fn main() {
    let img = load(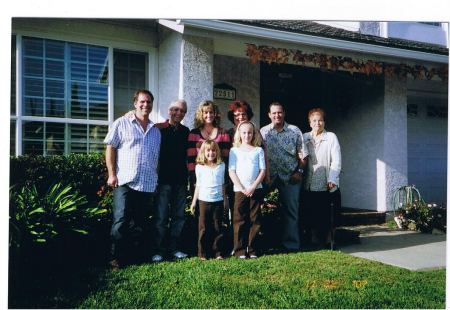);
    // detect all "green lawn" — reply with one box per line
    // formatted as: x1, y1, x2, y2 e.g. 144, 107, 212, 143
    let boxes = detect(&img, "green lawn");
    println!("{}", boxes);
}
11, 250, 445, 309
